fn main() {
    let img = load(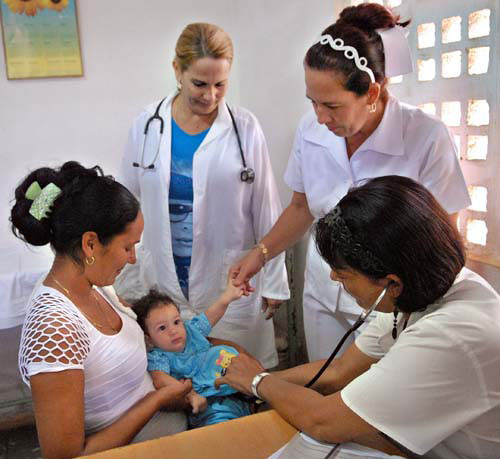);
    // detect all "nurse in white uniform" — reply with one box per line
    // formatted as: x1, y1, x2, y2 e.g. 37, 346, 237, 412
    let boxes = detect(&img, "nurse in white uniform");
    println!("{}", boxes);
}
232, 3, 470, 361
119, 23, 289, 369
